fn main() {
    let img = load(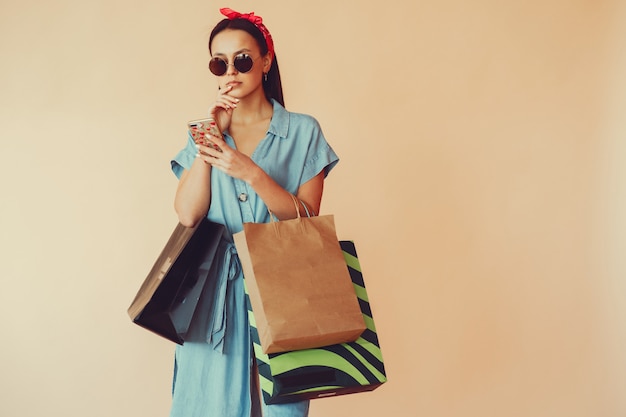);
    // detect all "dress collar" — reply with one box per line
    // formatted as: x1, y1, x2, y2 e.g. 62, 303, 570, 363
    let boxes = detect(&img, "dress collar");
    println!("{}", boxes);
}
267, 99, 289, 139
